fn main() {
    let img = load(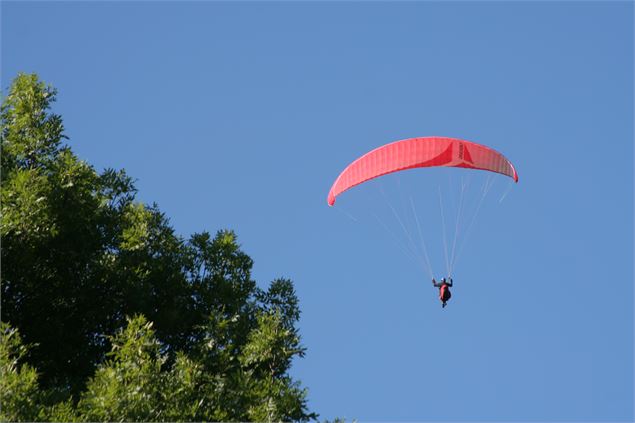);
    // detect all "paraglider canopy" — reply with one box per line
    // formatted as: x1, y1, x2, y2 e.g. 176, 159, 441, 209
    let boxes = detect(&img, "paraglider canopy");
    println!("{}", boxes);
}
327, 136, 518, 206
